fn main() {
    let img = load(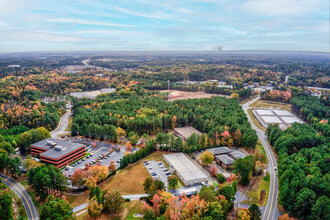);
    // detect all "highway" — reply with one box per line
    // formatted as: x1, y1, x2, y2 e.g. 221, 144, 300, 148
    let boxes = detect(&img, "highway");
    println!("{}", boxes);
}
0, 174, 39, 220
51, 110, 72, 138
241, 97, 278, 220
